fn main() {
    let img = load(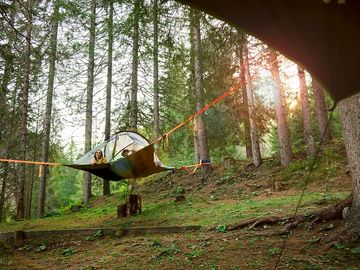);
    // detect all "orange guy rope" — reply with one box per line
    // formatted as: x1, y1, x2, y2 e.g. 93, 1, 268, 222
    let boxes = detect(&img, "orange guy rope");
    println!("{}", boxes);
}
0, 158, 61, 177
154, 82, 242, 144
